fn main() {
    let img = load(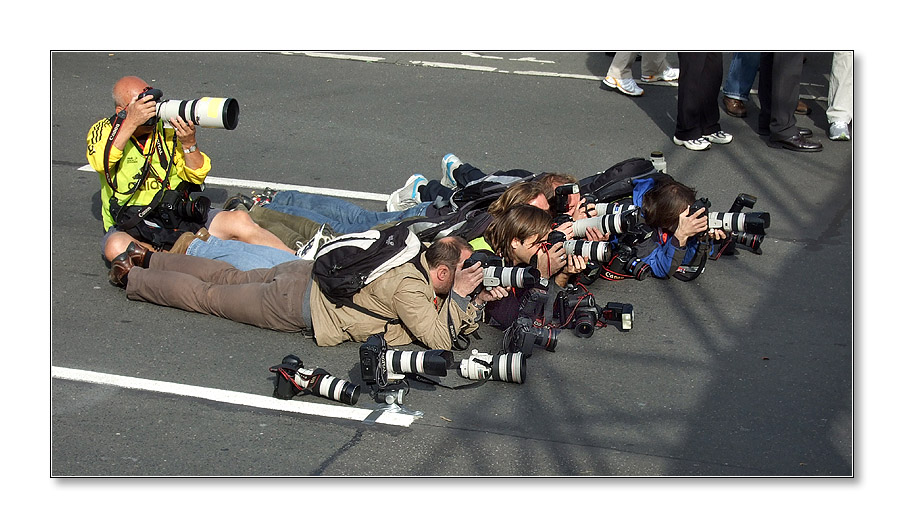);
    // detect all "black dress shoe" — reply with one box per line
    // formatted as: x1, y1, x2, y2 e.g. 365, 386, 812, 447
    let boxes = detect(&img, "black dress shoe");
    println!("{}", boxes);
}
109, 252, 134, 287
768, 134, 824, 152
223, 194, 255, 211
